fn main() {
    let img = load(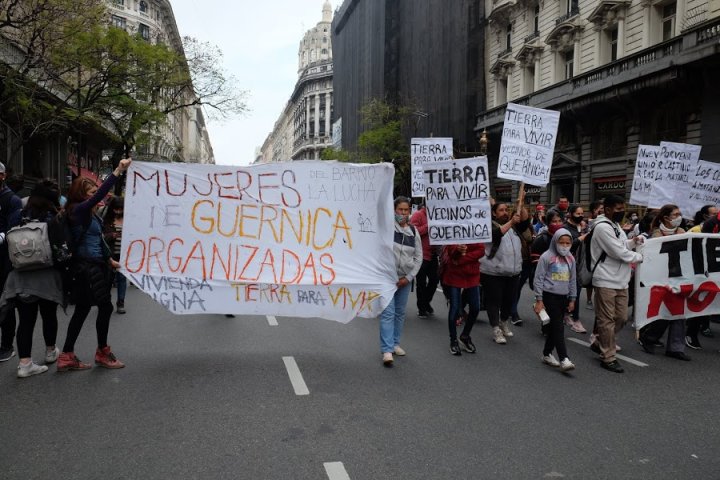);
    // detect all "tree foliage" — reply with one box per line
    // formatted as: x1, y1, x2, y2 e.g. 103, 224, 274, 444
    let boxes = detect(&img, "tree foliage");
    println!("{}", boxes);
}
0, 0, 247, 159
